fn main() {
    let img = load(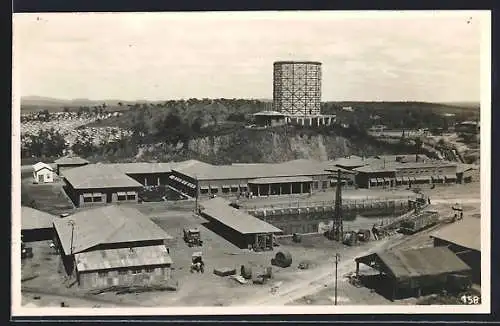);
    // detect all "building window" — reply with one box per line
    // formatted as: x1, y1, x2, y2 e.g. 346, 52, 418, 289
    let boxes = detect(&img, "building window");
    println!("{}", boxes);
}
322, 181, 328, 189
117, 195, 126, 201
222, 187, 230, 194
83, 197, 92, 203
131, 268, 142, 275
210, 188, 218, 194
127, 194, 136, 200
231, 187, 239, 193
118, 269, 127, 275
145, 267, 155, 273
98, 271, 108, 277
200, 188, 209, 194
93, 196, 102, 202
313, 182, 319, 189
